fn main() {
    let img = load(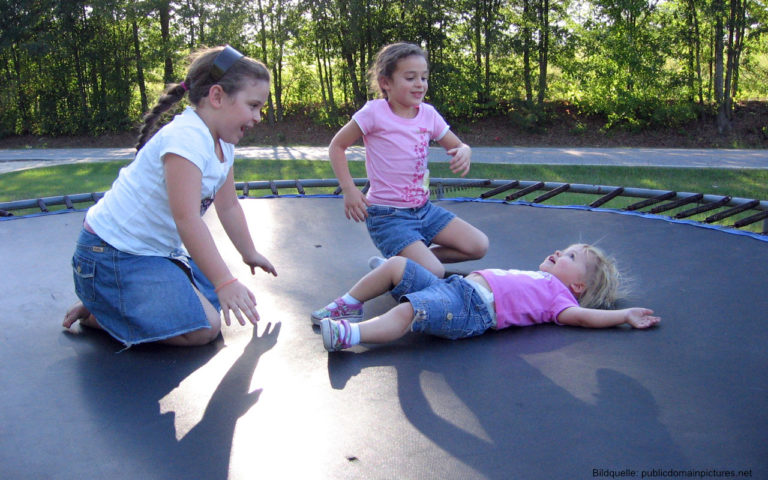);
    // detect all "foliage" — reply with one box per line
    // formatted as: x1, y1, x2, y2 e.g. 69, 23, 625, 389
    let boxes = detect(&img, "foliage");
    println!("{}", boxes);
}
0, 0, 766, 139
